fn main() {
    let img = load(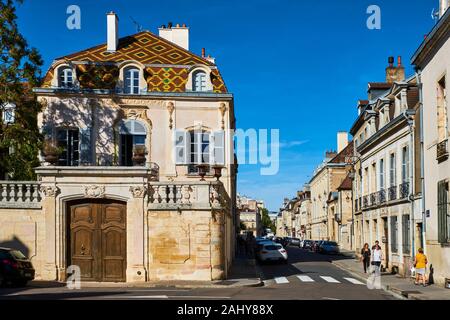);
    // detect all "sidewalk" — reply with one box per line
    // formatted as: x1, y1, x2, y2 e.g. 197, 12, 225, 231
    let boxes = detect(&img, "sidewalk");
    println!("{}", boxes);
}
26, 256, 263, 290
332, 256, 450, 300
